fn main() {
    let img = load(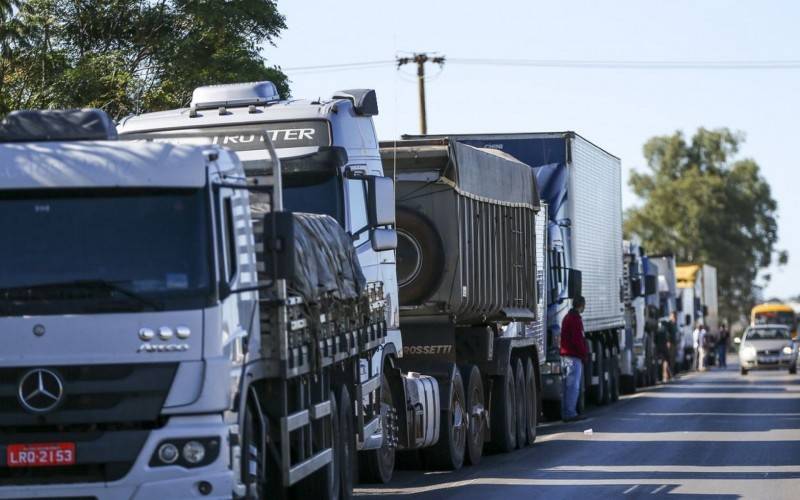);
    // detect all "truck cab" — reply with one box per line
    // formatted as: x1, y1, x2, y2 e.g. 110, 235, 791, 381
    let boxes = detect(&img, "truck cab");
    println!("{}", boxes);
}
0, 109, 258, 499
